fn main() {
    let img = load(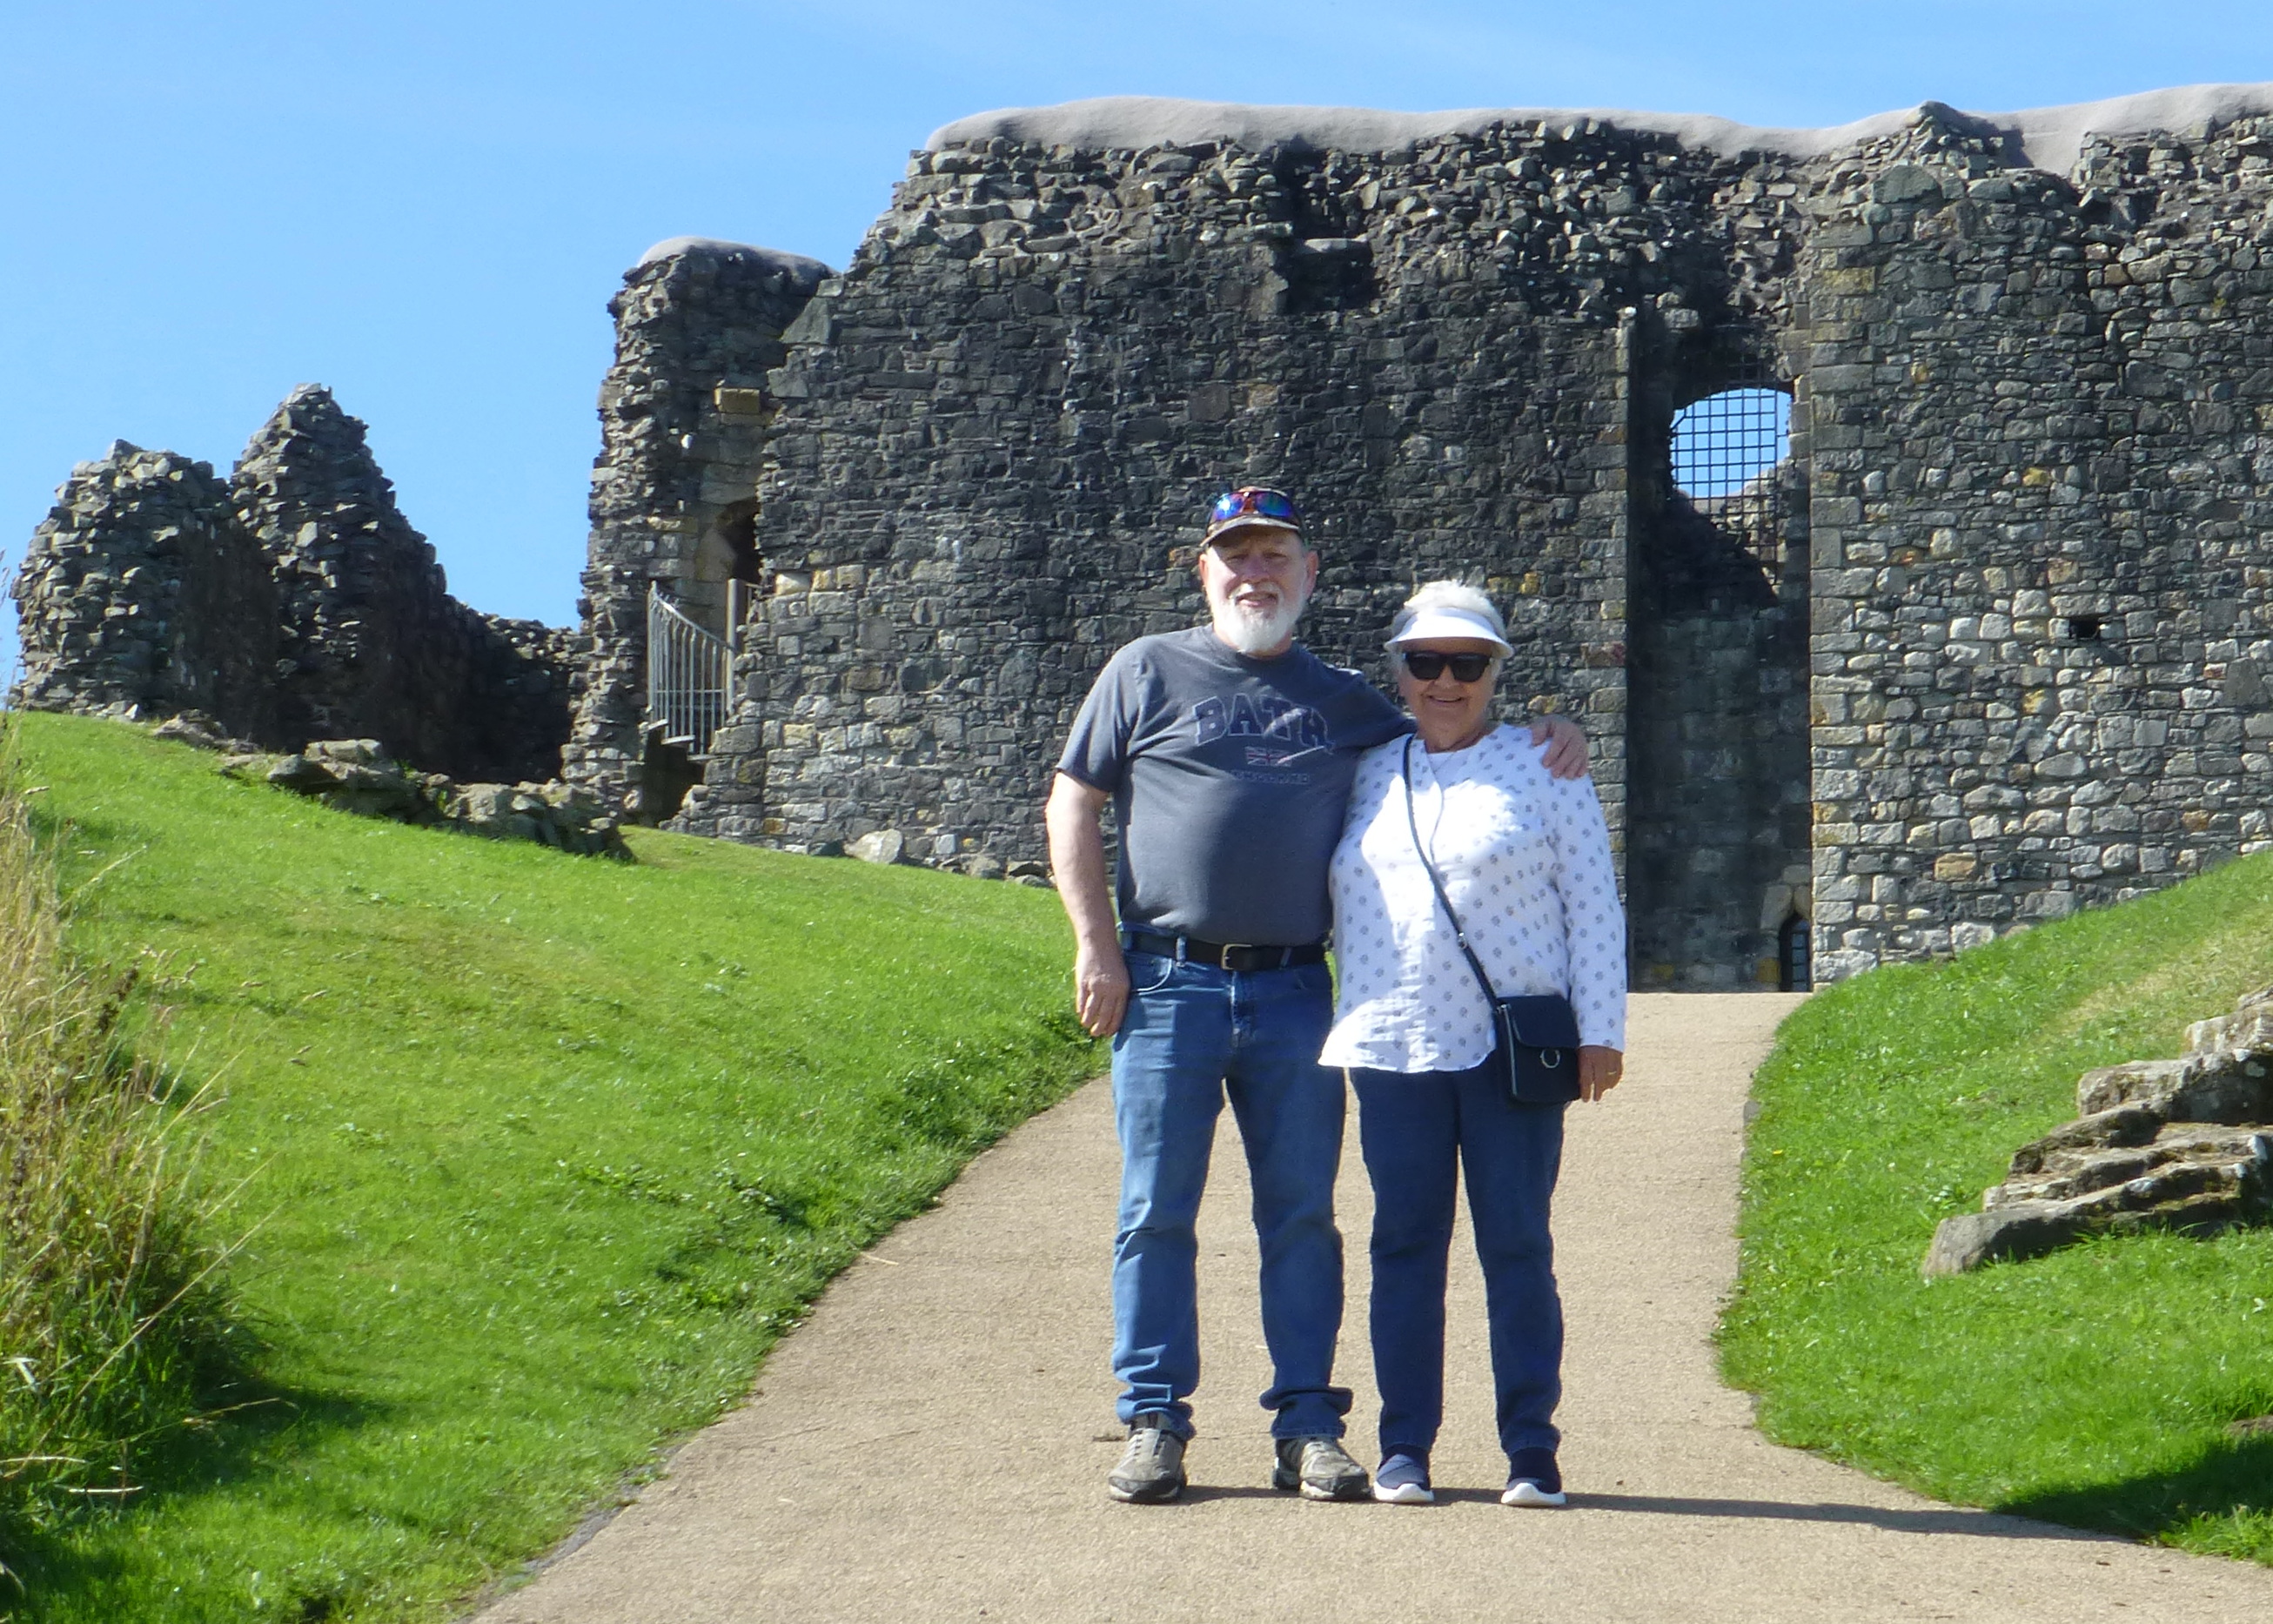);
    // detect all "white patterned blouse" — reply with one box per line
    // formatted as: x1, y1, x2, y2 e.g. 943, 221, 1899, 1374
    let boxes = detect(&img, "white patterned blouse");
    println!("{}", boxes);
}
1319, 723, 1627, 1073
